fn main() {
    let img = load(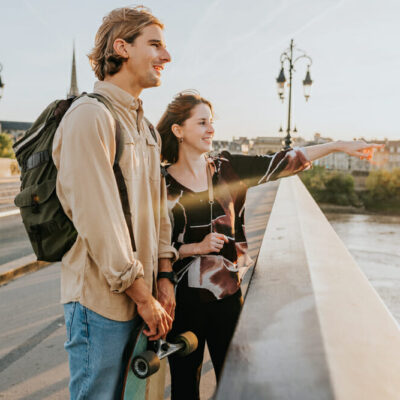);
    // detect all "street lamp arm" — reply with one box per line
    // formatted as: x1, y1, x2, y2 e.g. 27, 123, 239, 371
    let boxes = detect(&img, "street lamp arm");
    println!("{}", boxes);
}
293, 53, 312, 67
279, 52, 291, 65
